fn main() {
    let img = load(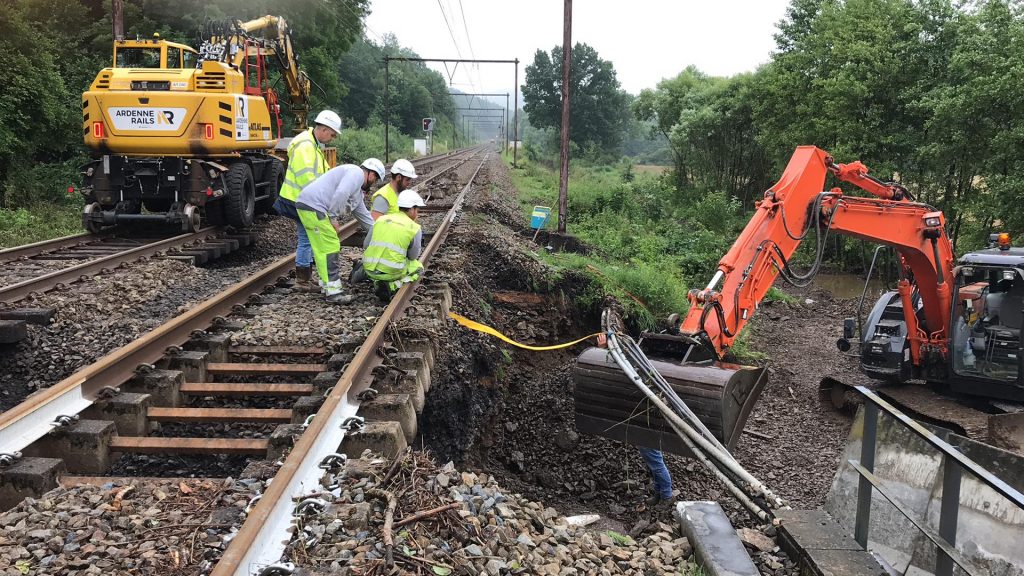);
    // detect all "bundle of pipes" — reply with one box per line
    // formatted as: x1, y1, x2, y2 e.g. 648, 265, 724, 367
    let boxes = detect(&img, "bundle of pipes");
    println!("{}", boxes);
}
599, 309, 788, 522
